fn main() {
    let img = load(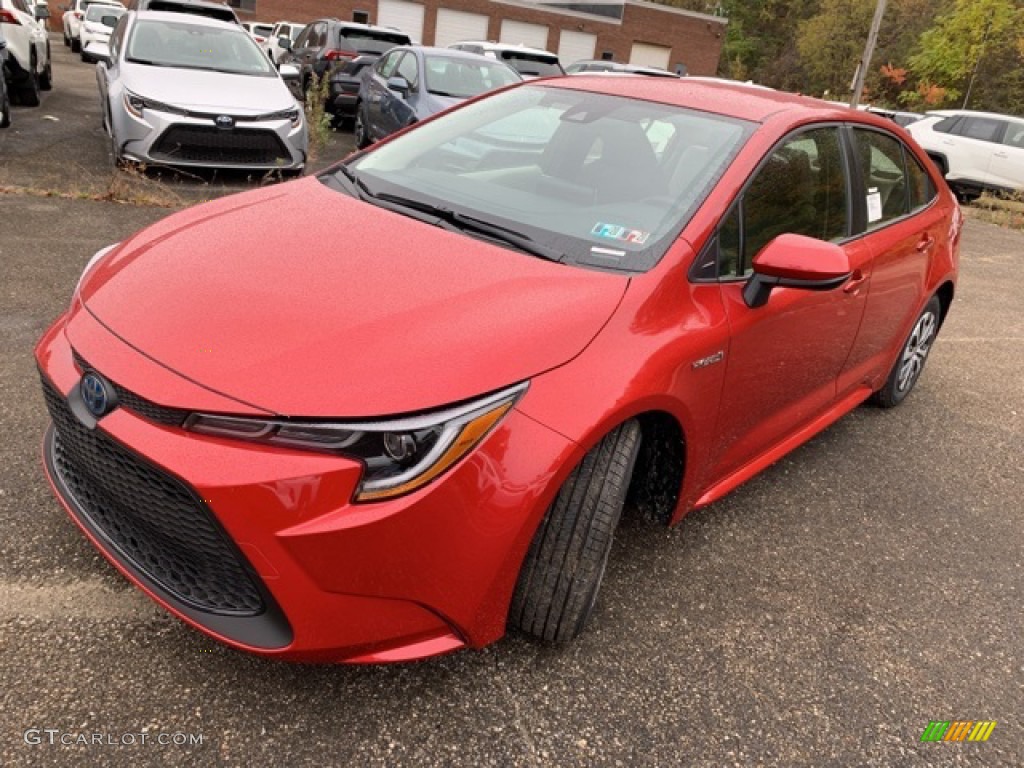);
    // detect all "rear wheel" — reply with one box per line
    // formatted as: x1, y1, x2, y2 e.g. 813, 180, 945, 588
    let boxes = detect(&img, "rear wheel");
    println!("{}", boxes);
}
510, 420, 641, 643
871, 295, 942, 408
40, 47, 53, 91
18, 55, 41, 107
71, 36, 81, 54
353, 104, 370, 149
